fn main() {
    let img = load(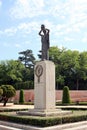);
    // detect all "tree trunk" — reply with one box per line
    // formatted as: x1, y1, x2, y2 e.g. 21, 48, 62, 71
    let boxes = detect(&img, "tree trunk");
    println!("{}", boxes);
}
3, 98, 8, 106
